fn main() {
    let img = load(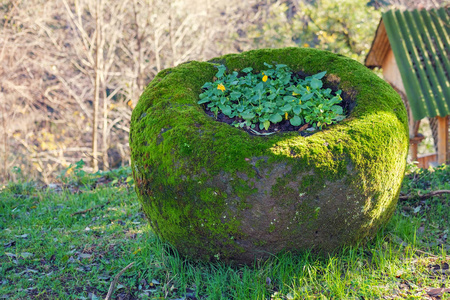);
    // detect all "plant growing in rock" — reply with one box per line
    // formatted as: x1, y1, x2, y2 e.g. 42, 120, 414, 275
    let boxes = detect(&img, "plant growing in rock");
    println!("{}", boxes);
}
130, 47, 409, 265
198, 63, 345, 130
